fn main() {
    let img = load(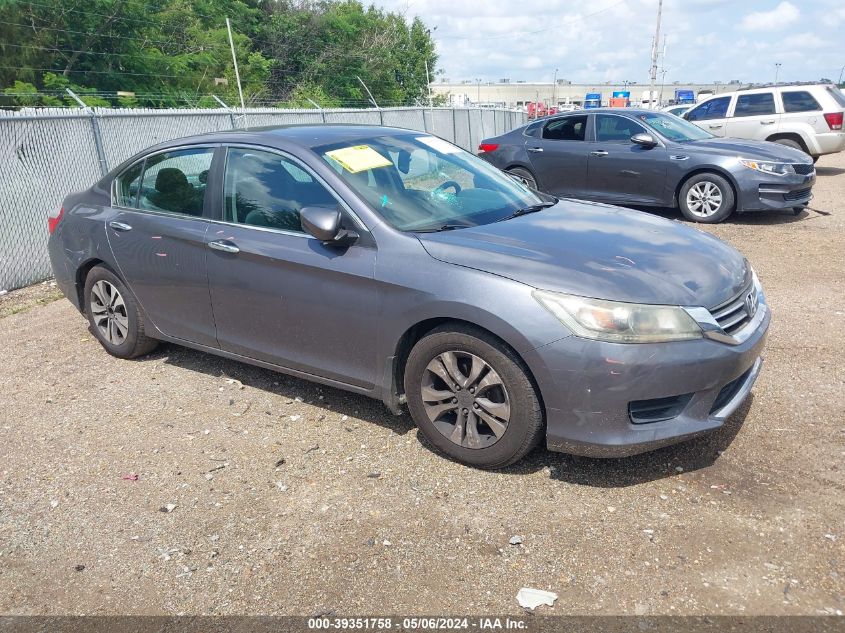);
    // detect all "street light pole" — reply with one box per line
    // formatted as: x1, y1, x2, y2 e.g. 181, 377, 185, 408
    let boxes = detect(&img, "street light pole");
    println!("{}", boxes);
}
552, 68, 558, 107
476, 78, 481, 105
774, 62, 782, 85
